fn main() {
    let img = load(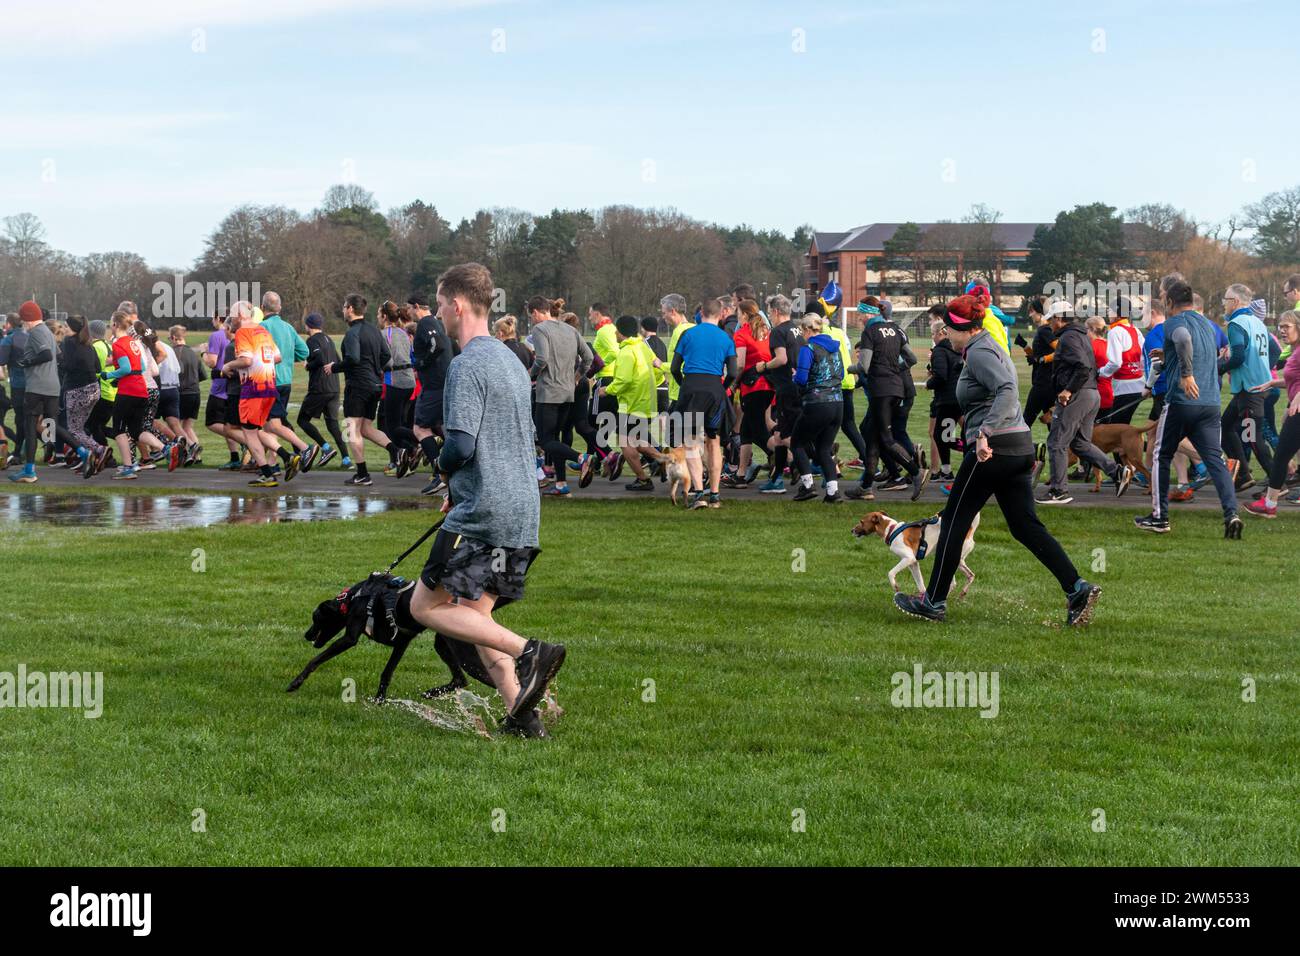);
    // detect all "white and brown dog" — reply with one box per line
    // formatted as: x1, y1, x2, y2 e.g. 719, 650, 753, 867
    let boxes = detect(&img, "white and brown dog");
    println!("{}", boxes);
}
851, 510, 979, 598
